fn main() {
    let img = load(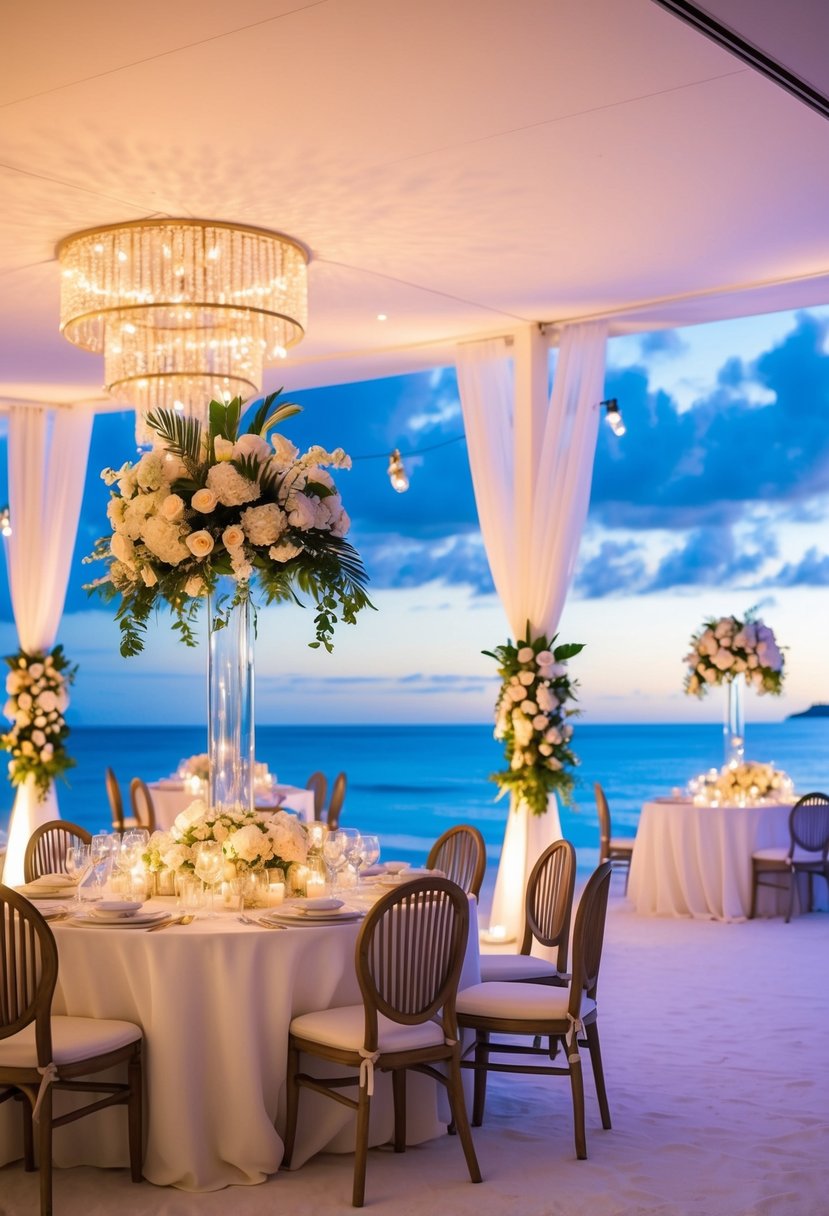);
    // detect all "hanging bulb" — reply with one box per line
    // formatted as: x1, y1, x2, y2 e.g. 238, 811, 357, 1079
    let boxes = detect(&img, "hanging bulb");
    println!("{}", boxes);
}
0, 507, 11, 538
603, 398, 626, 437
387, 449, 409, 493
